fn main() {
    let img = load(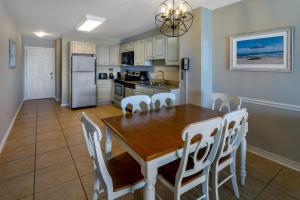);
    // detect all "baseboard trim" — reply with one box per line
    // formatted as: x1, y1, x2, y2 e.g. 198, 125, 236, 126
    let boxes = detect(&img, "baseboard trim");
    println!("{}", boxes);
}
241, 97, 300, 112
55, 98, 61, 102
0, 100, 24, 153
61, 103, 69, 107
248, 145, 300, 172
